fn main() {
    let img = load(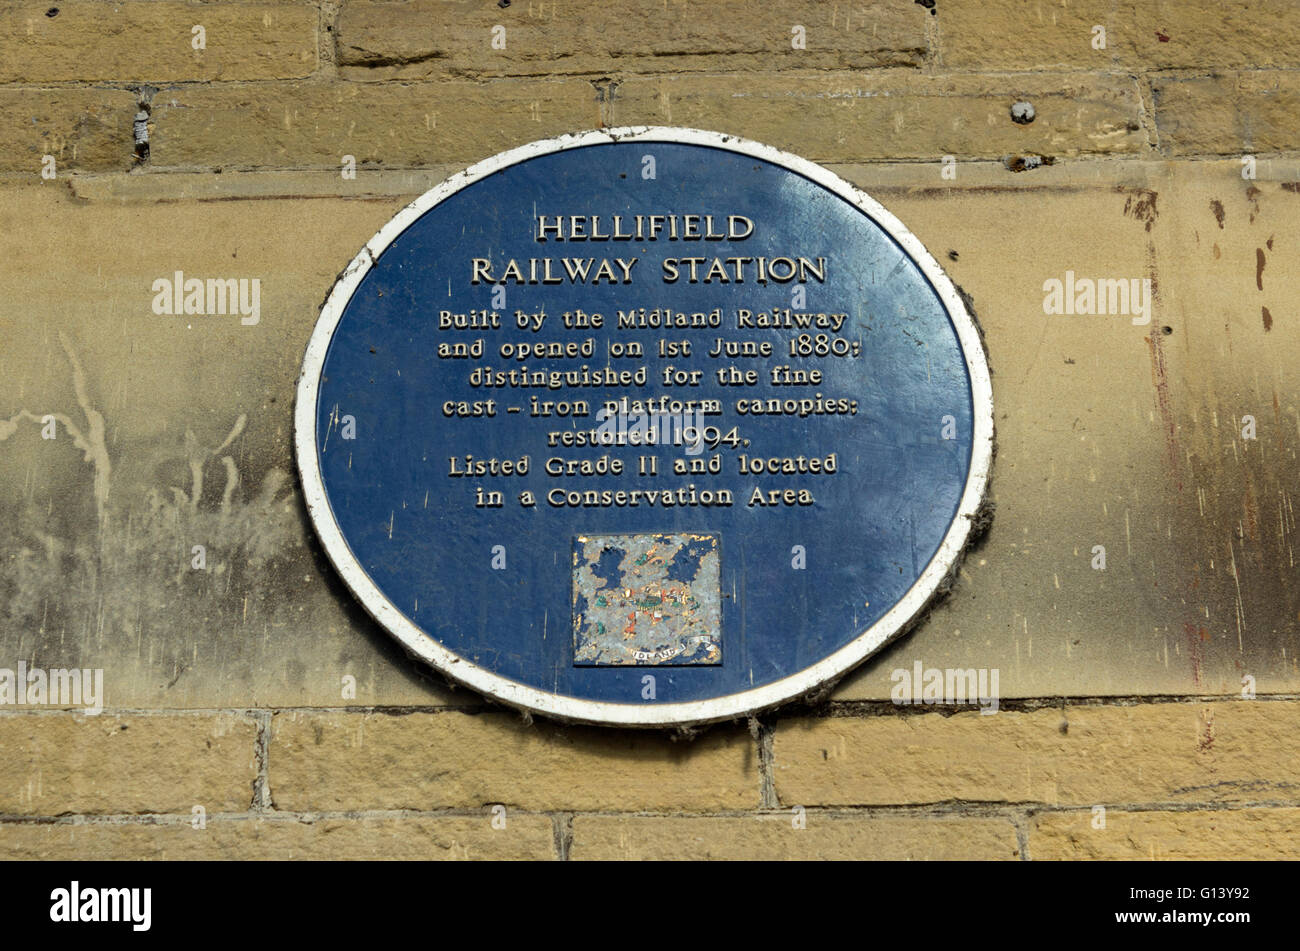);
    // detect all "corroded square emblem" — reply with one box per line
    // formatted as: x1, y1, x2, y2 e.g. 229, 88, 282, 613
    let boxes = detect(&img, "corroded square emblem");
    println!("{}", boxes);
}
572, 533, 721, 666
